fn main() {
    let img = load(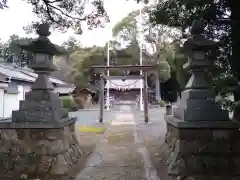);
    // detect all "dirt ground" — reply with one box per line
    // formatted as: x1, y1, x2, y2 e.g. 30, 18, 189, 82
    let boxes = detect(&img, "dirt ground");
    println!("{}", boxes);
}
147, 142, 174, 180
136, 119, 174, 180
74, 129, 174, 180
75, 130, 103, 154
65, 130, 105, 179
